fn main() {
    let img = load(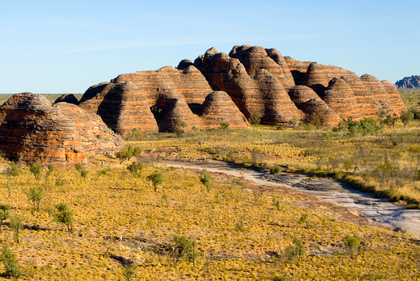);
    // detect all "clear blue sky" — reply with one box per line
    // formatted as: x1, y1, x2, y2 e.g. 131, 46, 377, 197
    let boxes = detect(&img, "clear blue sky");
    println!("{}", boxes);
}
1, 0, 419, 93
